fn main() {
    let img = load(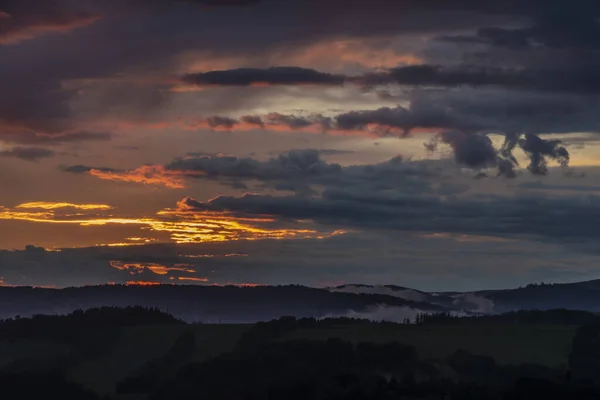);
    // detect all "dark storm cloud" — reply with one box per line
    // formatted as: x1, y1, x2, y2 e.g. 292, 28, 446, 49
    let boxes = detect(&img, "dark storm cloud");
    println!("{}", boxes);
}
183, 67, 344, 87
0, 146, 55, 161
333, 88, 600, 135
424, 130, 569, 179
362, 65, 600, 94
441, 10, 600, 50
180, 64, 600, 94
179, 188, 600, 242
424, 131, 515, 176
439, 132, 498, 169
519, 133, 570, 175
